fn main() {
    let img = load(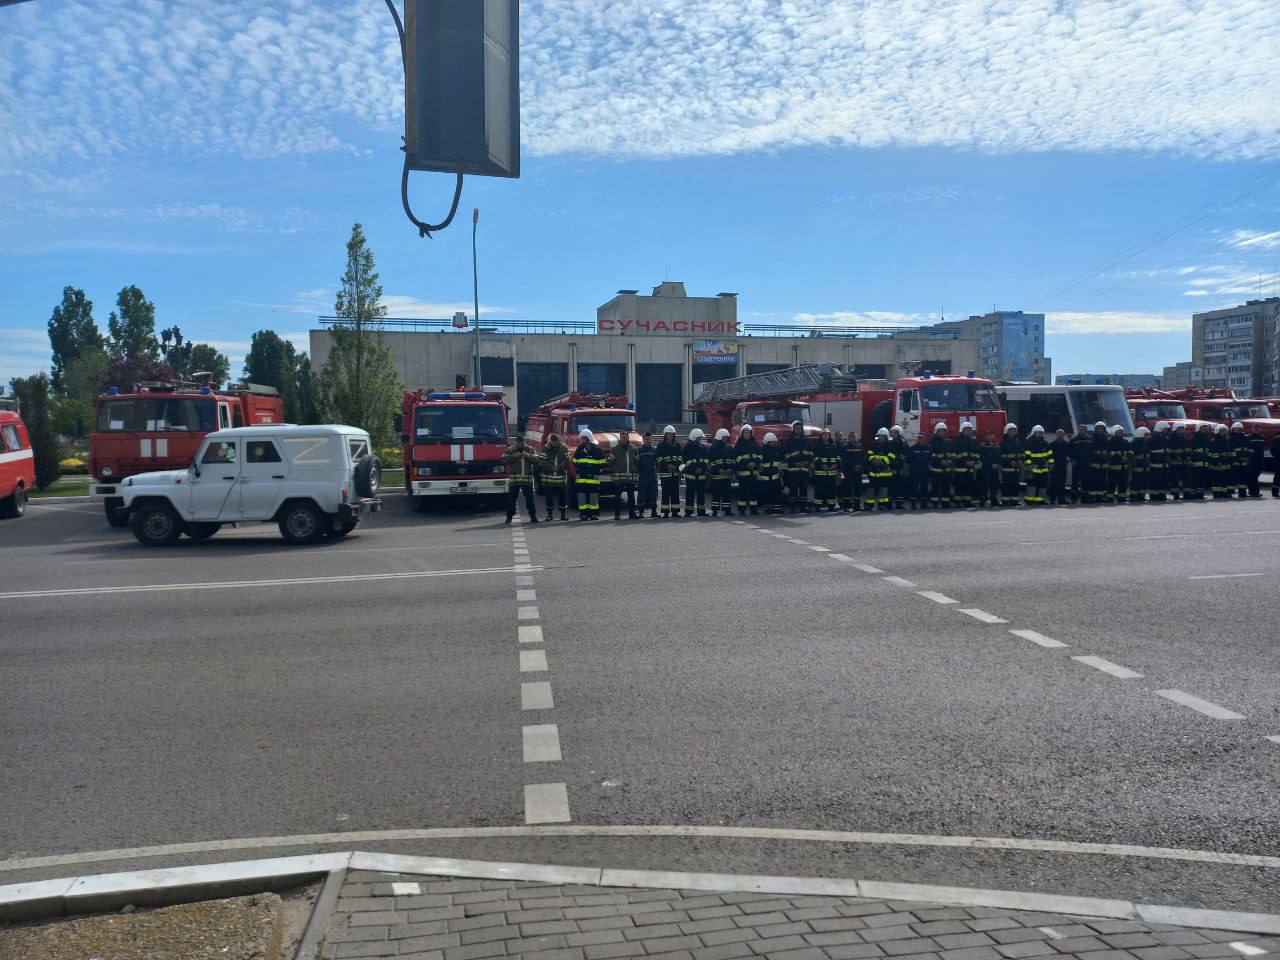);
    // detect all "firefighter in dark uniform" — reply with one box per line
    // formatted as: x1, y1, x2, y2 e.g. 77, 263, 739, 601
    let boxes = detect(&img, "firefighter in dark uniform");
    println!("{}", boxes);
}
681, 427, 709, 517
1107, 425, 1130, 502
1049, 427, 1070, 505
1229, 422, 1251, 499
1189, 423, 1212, 500
637, 430, 659, 518
999, 423, 1024, 507
1272, 433, 1280, 498
609, 433, 640, 520
1091, 422, 1112, 502
839, 431, 864, 511
707, 428, 736, 517
572, 429, 606, 520
734, 425, 763, 515
1209, 423, 1233, 498
1166, 422, 1188, 499
1069, 423, 1094, 504
811, 429, 841, 512
1023, 425, 1052, 505
502, 434, 540, 524
977, 430, 1000, 507
1128, 427, 1150, 502
866, 428, 895, 510
759, 432, 785, 514
907, 432, 932, 509
1147, 422, 1168, 501
539, 432, 570, 520
655, 425, 683, 518
1245, 426, 1266, 498
888, 425, 909, 509
782, 421, 813, 513
929, 422, 952, 508
952, 423, 979, 507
